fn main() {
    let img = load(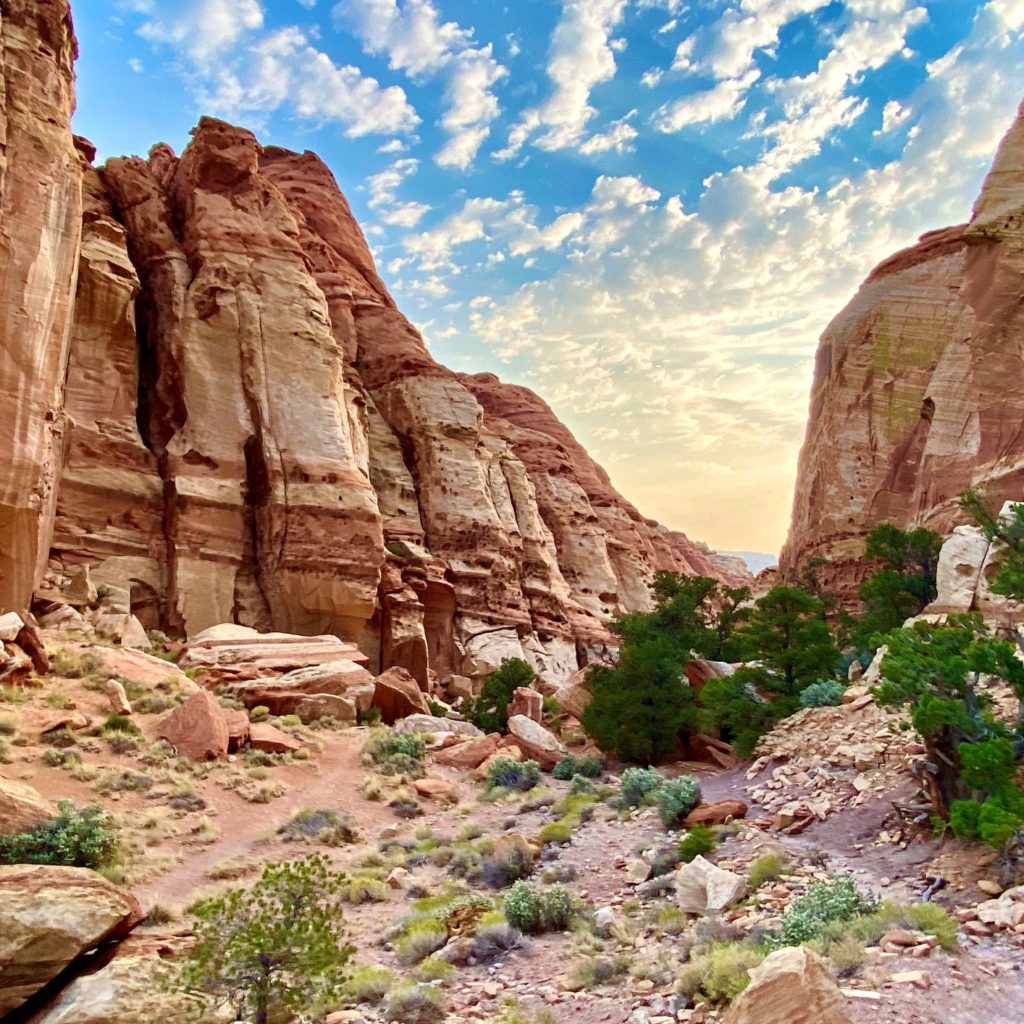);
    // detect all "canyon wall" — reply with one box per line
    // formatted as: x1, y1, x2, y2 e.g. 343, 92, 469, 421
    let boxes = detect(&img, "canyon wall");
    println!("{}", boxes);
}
781, 100, 1024, 604
0, 1, 744, 687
